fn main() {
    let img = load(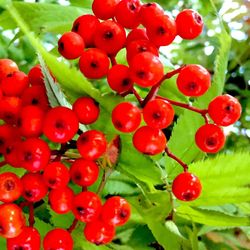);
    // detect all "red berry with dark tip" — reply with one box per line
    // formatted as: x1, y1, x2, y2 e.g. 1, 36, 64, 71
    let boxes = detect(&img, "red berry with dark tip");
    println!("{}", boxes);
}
172, 172, 202, 201
177, 64, 211, 97
77, 130, 107, 160
126, 28, 148, 46
0, 59, 19, 79
3, 141, 22, 168
176, 9, 203, 40
133, 126, 166, 155
7, 226, 41, 250
92, 0, 120, 20
58, 32, 85, 60
112, 102, 141, 133
101, 196, 131, 226
208, 94, 242, 126
195, 124, 225, 153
